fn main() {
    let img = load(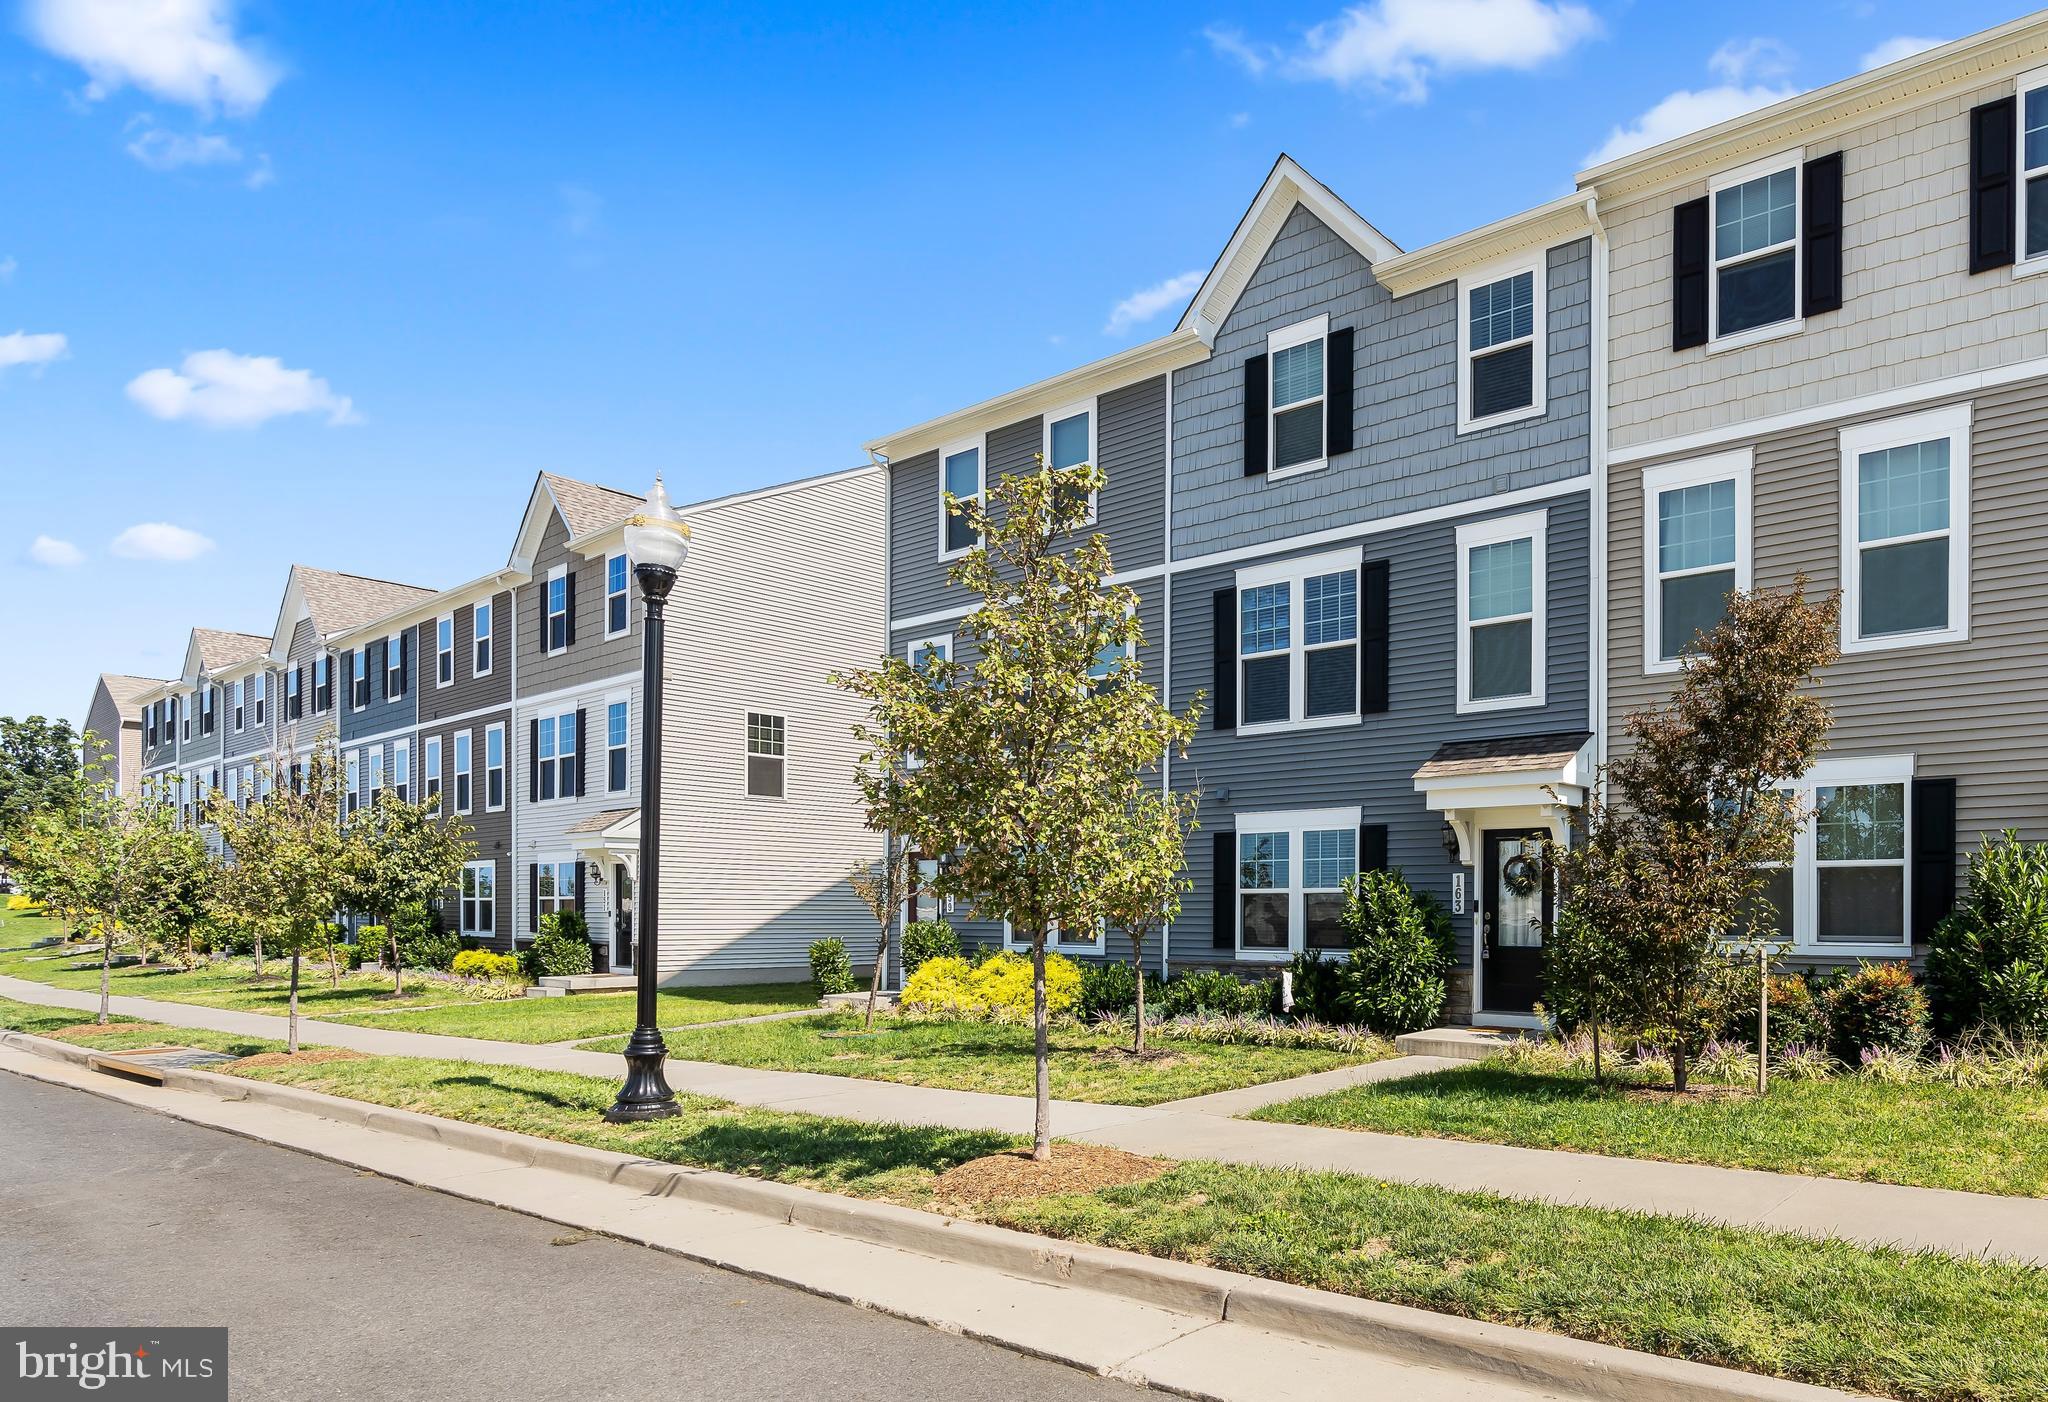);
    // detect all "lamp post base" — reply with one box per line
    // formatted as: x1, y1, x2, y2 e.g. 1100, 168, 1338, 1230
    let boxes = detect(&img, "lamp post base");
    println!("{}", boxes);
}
603, 1026, 679, 1122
